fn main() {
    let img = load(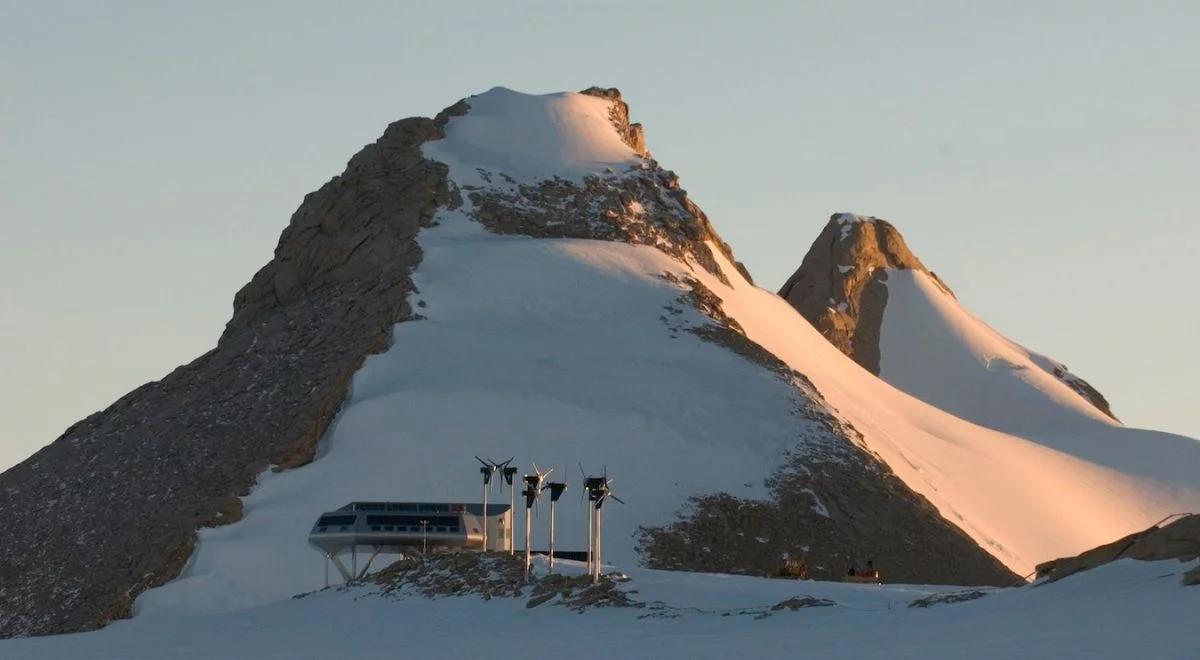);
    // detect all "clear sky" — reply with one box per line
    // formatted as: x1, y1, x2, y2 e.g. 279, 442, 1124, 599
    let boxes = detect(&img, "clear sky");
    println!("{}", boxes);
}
1, 1, 1197, 471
